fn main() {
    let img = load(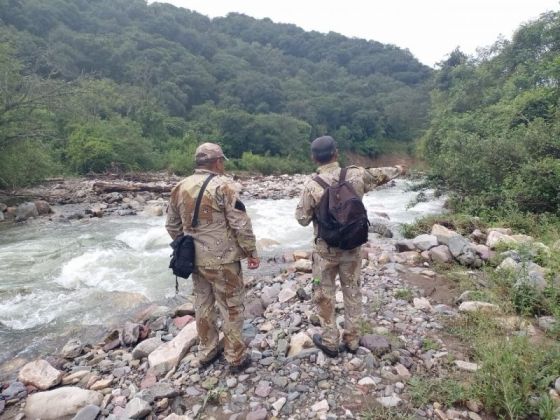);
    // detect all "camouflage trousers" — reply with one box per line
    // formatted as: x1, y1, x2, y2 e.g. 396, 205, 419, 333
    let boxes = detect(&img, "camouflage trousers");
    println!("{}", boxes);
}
192, 261, 246, 366
312, 247, 362, 351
